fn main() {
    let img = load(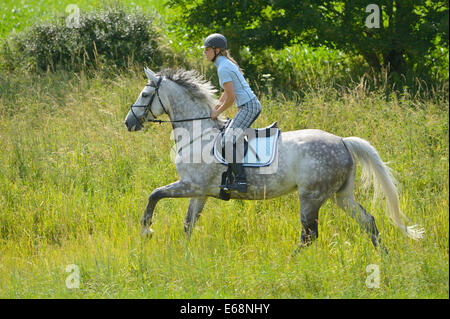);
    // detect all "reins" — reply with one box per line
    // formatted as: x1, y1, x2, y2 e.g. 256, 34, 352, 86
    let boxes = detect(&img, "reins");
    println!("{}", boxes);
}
148, 116, 212, 124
